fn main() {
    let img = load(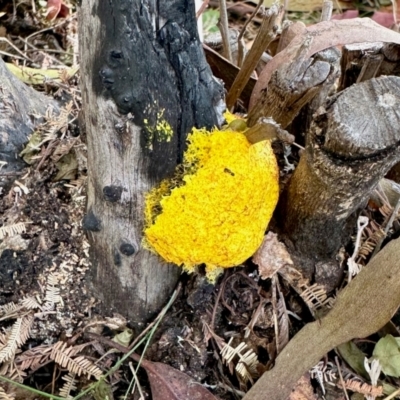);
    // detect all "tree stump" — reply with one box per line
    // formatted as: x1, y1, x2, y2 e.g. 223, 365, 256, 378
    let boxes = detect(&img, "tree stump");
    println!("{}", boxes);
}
78, 0, 224, 326
277, 76, 400, 267
0, 59, 58, 192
